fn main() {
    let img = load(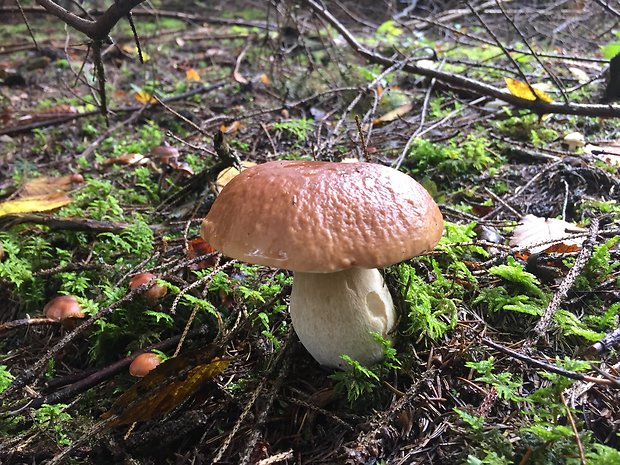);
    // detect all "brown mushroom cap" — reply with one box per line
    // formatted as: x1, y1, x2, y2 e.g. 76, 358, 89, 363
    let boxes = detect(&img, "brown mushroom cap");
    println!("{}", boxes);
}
201, 160, 443, 273
44, 295, 85, 321
129, 272, 168, 302
129, 352, 163, 377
